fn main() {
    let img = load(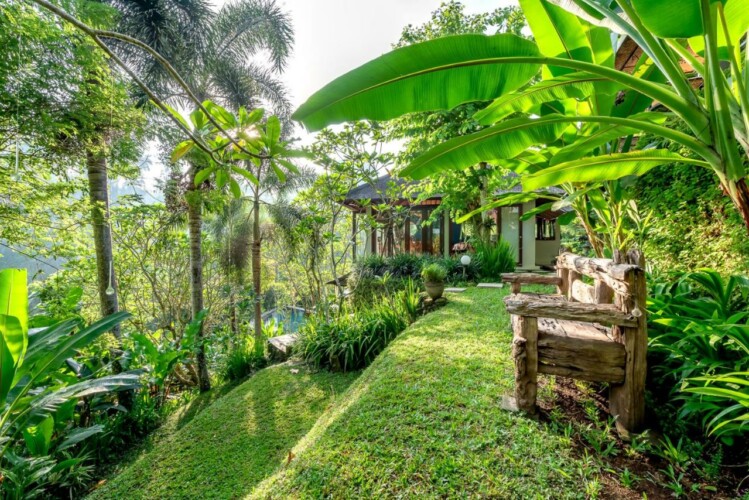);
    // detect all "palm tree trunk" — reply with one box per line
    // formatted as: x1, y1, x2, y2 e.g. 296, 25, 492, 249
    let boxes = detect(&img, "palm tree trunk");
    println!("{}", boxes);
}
87, 148, 120, 337
187, 169, 211, 392
252, 186, 263, 353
